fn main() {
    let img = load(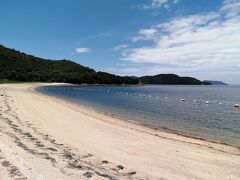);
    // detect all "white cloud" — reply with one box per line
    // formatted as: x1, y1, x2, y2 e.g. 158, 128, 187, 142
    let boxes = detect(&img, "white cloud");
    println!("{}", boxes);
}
75, 47, 90, 54
121, 0, 240, 84
145, 0, 168, 9
172, 0, 180, 4
132, 28, 157, 41
113, 44, 128, 51
221, 0, 240, 18
136, 0, 180, 10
